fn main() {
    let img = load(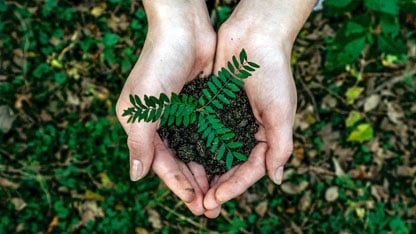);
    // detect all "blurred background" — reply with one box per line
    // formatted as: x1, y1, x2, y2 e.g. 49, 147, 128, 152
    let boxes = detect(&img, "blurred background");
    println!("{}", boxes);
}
0, 0, 415, 233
